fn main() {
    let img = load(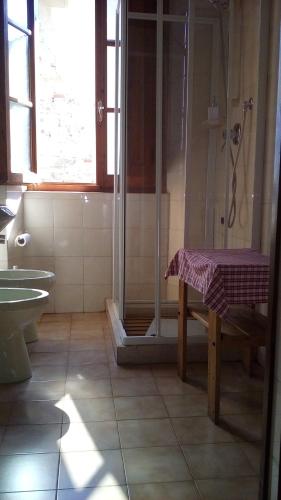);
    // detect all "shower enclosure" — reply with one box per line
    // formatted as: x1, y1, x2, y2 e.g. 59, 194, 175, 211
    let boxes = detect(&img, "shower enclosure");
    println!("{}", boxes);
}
109, 0, 268, 351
